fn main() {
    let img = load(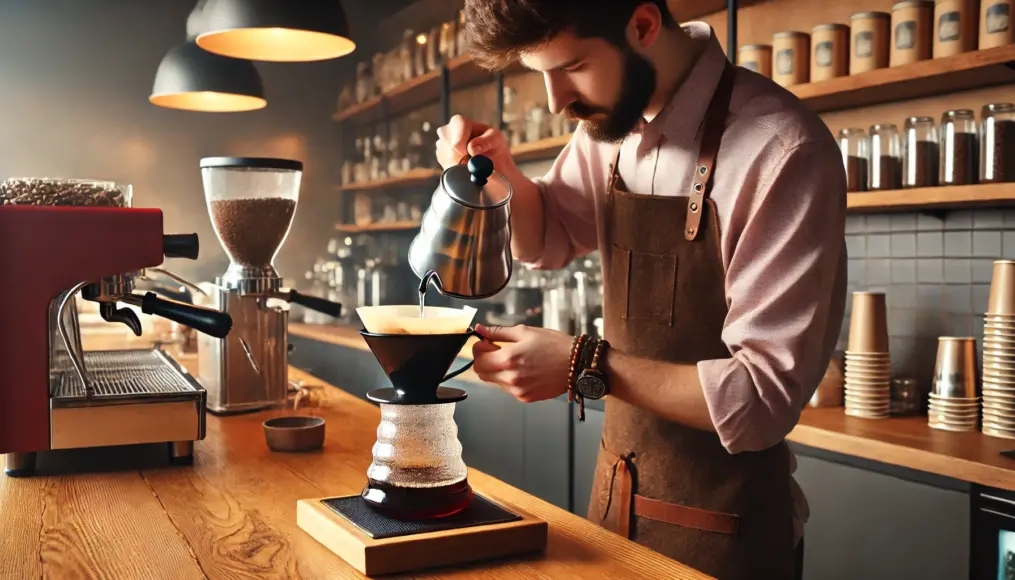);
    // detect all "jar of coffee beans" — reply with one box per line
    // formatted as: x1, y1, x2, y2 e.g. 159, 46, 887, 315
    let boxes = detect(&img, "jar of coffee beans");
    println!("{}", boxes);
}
870, 124, 903, 190
941, 109, 979, 186
903, 116, 940, 187
838, 128, 871, 192
981, 103, 1015, 183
